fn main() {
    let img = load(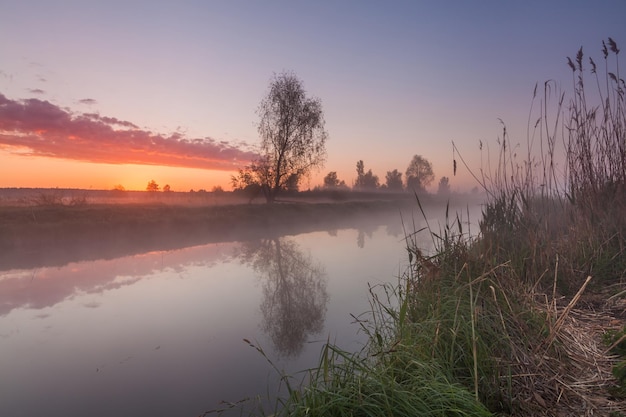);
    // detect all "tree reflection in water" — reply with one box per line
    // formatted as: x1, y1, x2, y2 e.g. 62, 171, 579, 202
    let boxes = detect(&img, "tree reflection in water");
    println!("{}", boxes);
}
356, 223, 376, 248
237, 238, 328, 358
